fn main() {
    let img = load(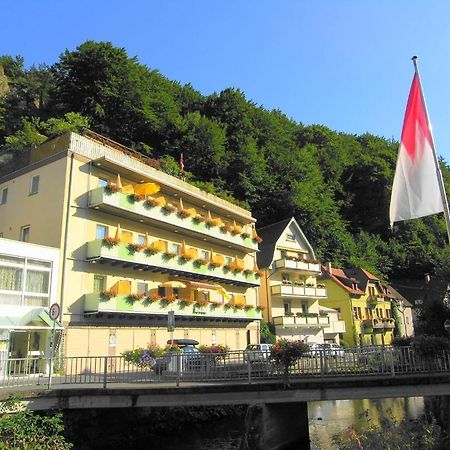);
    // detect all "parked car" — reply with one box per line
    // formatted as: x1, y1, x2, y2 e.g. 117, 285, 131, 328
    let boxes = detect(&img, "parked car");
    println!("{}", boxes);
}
305, 343, 345, 358
154, 339, 202, 373
243, 343, 273, 363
